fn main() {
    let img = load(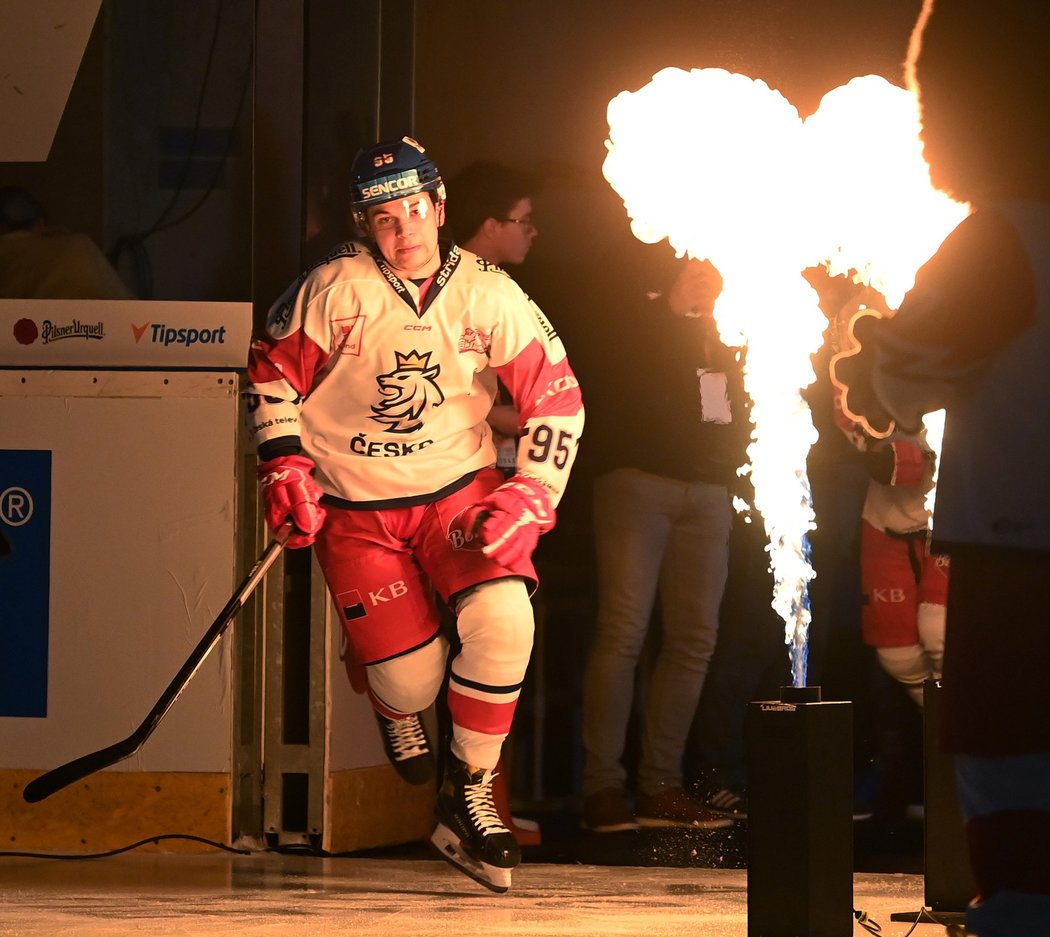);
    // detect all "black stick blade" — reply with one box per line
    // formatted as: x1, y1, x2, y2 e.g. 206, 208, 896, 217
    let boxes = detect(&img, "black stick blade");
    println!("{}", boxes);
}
21, 527, 289, 804
22, 738, 140, 803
